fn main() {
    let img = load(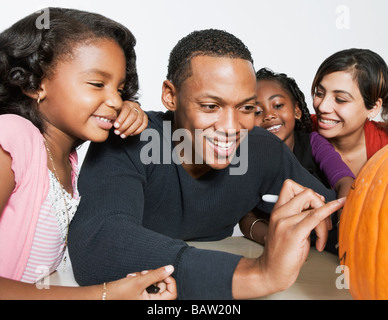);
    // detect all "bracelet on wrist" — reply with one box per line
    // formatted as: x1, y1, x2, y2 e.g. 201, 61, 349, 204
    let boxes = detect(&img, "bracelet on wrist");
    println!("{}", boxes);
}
102, 282, 107, 300
249, 218, 268, 241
